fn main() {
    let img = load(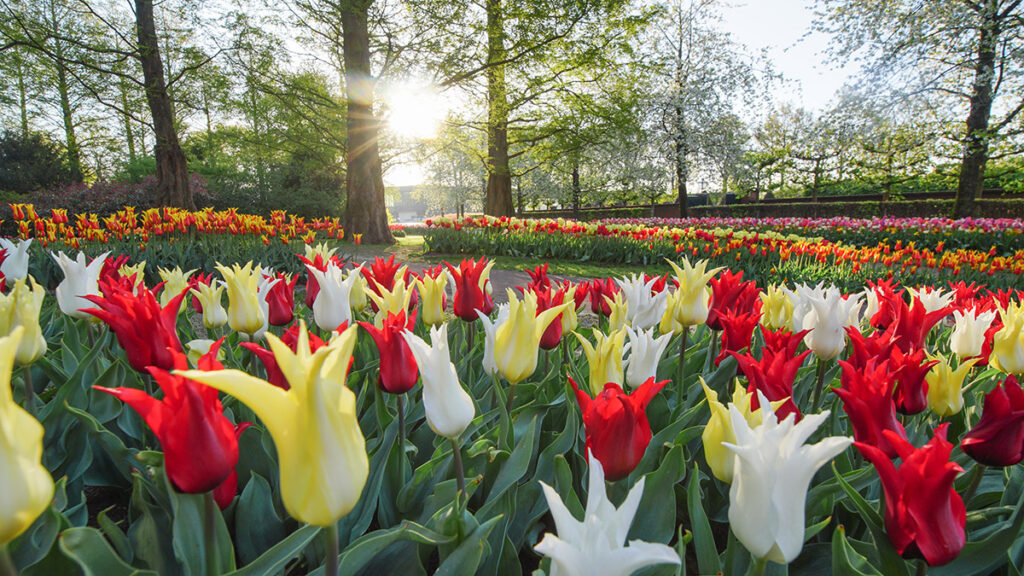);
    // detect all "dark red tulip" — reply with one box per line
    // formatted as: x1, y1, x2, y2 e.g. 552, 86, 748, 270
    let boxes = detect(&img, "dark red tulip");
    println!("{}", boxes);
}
83, 277, 185, 373
588, 278, 618, 316
868, 278, 901, 331
297, 253, 344, 309
707, 269, 759, 331
358, 310, 419, 394
189, 273, 215, 313
95, 341, 239, 494
846, 323, 897, 371
732, 327, 810, 421
833, 359, 908, 459
263, 271, 298, 326
887, 293, 950, 352
960, 375, 1024, 467
531, 286, 569, 350
445, 258, 494, 321
213, 422, 253, 509
890, 347, 938, 415
857, 424, 966, 566
241, 324, 328, 390
571, 375, 667, 481
526, 263, 551, 292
